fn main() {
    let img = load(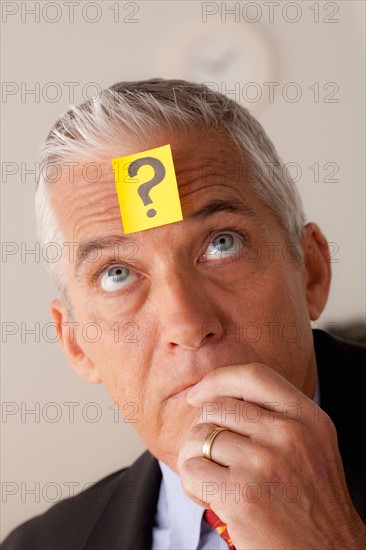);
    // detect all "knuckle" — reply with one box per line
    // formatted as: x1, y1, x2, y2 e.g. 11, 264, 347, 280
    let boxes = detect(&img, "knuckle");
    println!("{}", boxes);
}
190, 422, 215, 439
252, 445, 276, 475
